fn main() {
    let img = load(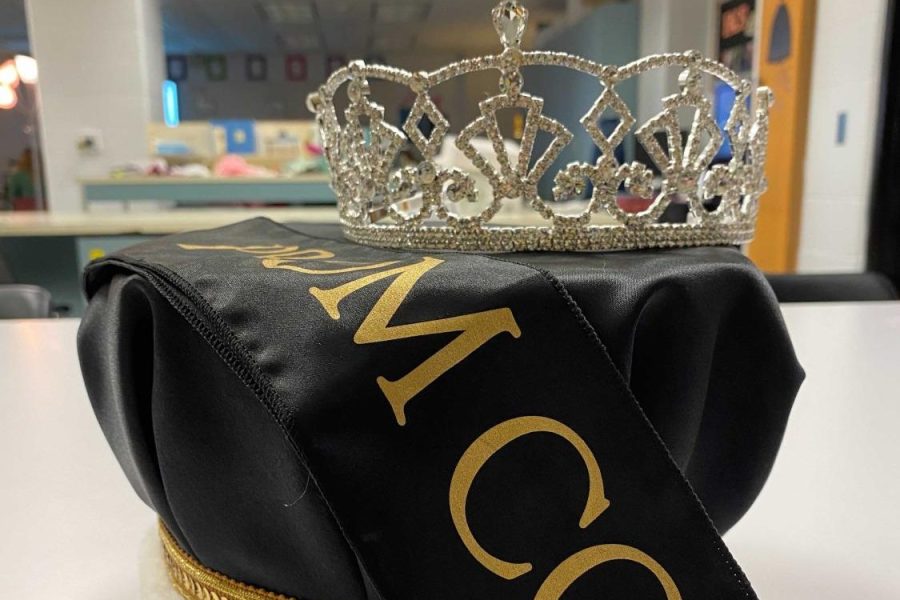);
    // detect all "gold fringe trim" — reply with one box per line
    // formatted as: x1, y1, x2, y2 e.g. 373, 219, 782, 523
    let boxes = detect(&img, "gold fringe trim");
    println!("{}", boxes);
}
159, 520, 296, 600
